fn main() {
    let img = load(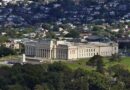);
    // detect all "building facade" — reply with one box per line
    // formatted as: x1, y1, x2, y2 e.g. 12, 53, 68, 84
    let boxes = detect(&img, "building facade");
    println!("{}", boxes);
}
25, 39, 118, 61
